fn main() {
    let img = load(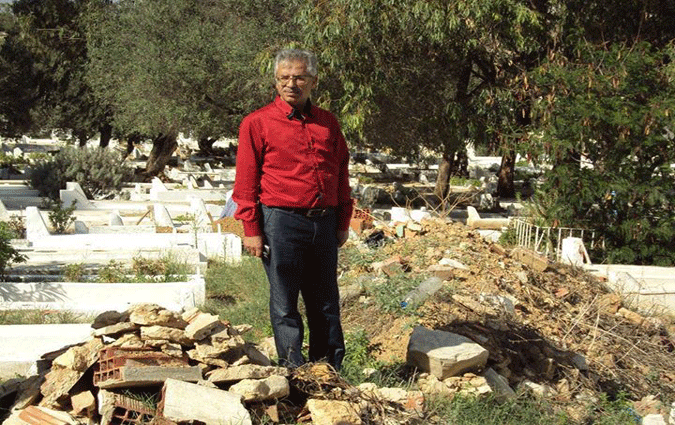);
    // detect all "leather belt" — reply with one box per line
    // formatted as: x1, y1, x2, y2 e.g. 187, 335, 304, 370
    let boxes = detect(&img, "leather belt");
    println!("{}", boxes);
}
274, 206, 334, 217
